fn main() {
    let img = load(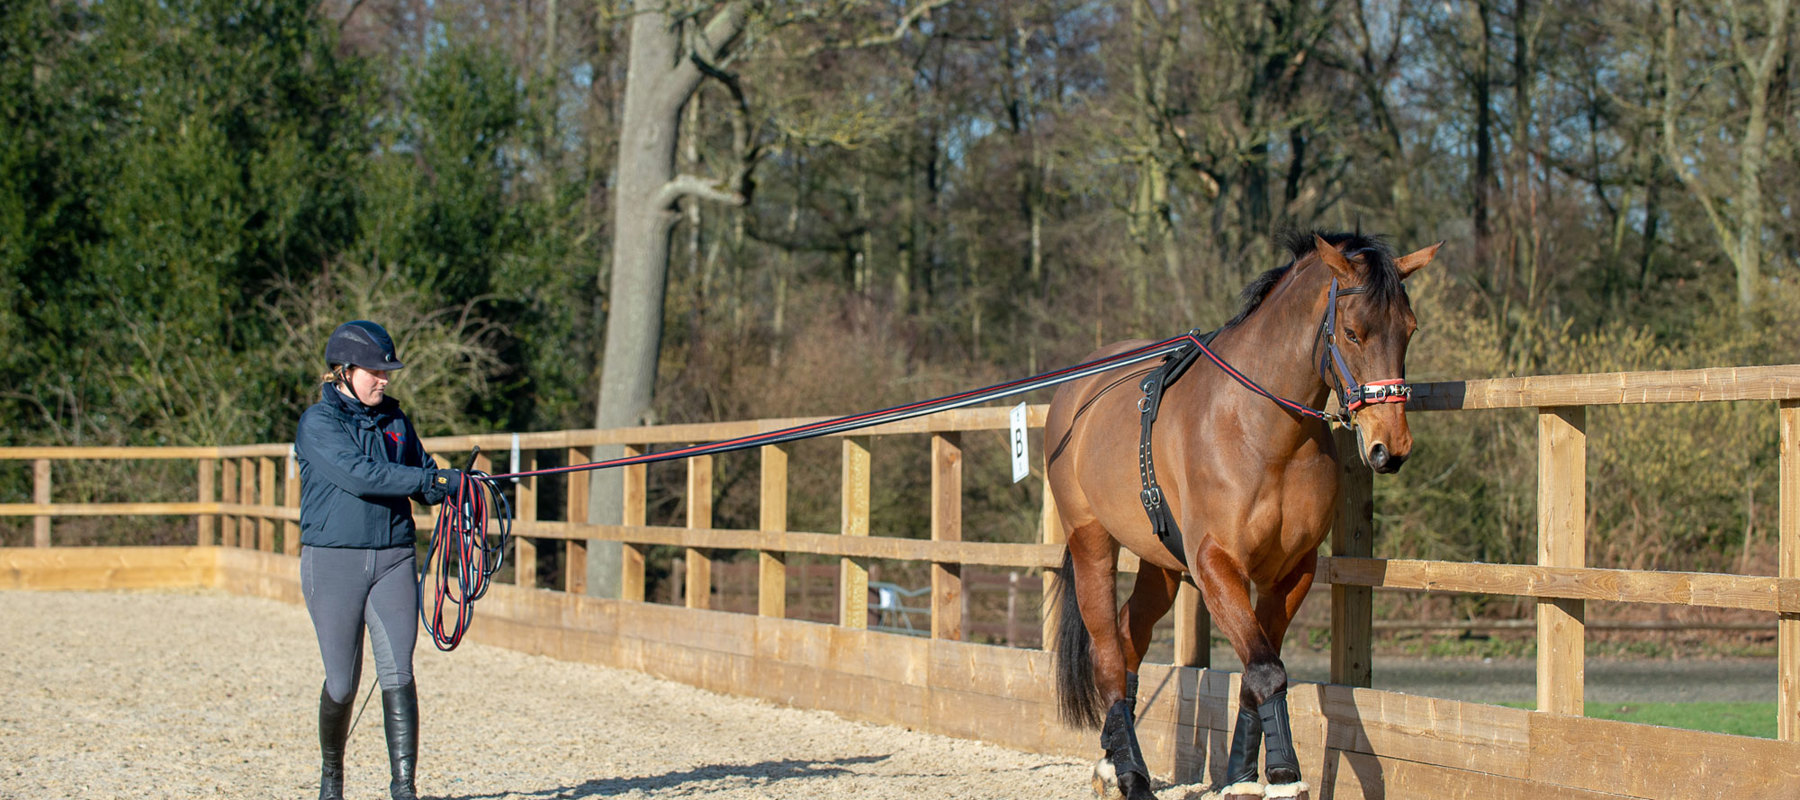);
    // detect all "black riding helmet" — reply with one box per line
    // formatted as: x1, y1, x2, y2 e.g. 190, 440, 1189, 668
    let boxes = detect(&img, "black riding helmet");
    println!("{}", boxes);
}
324, 320, 406, 371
